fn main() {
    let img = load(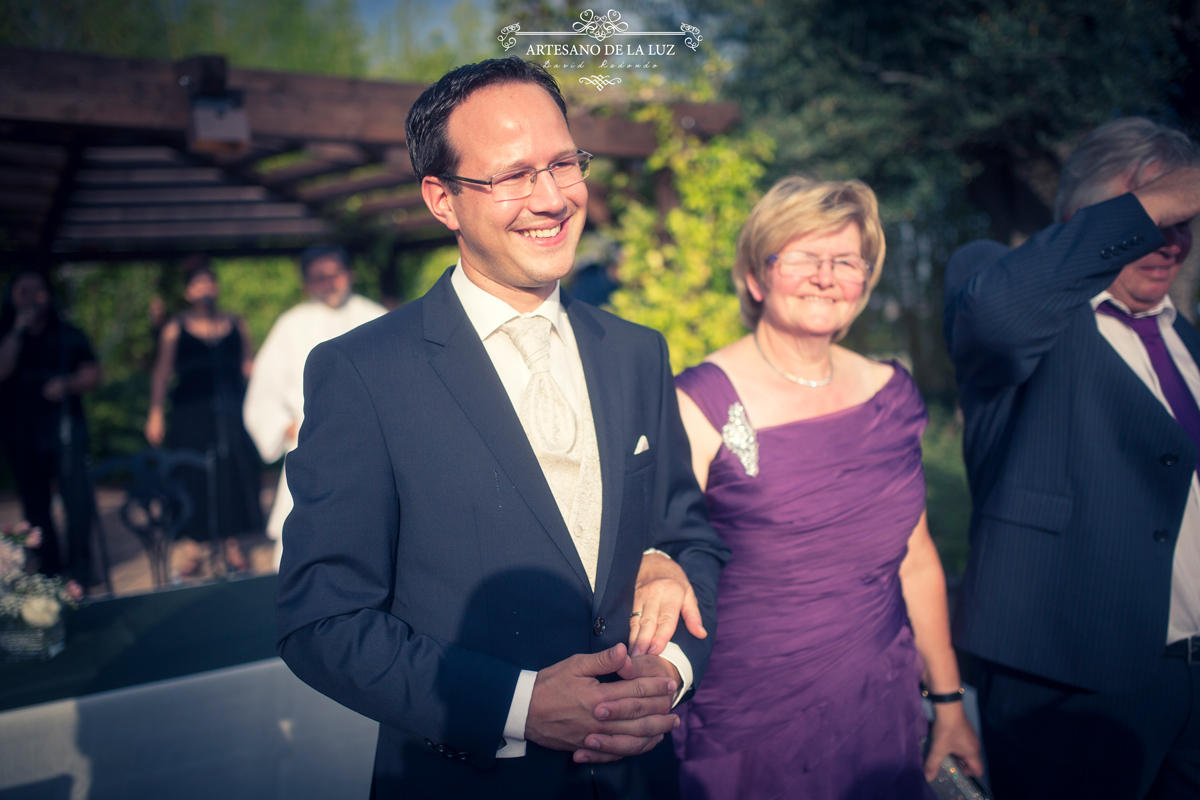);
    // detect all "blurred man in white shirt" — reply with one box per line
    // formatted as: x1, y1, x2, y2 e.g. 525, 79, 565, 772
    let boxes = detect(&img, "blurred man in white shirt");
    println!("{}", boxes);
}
243, 245, 385, 568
